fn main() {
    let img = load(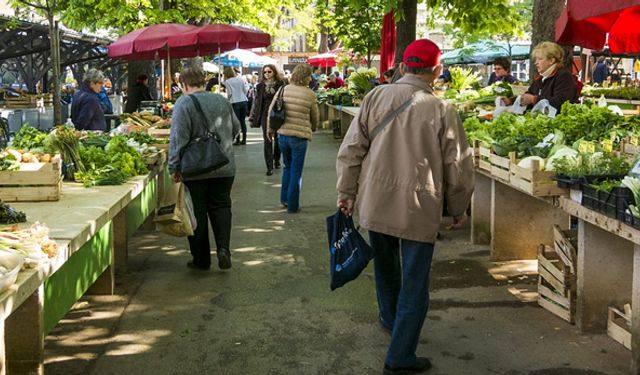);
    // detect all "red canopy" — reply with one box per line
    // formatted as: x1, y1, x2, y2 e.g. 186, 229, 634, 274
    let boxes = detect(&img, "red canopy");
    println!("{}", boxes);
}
308, 52, 337, 68
556, 1, 640, 53
108, 23, 199, 60
167, 24, 271, 55
379, 11, 396, 83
